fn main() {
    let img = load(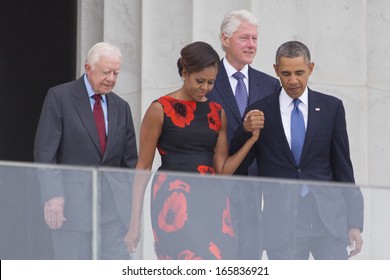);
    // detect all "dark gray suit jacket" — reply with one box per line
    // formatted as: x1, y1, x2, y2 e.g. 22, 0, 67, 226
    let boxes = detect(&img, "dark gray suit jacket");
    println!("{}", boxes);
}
231, 88, 364, 249
34, 76, 138, 231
